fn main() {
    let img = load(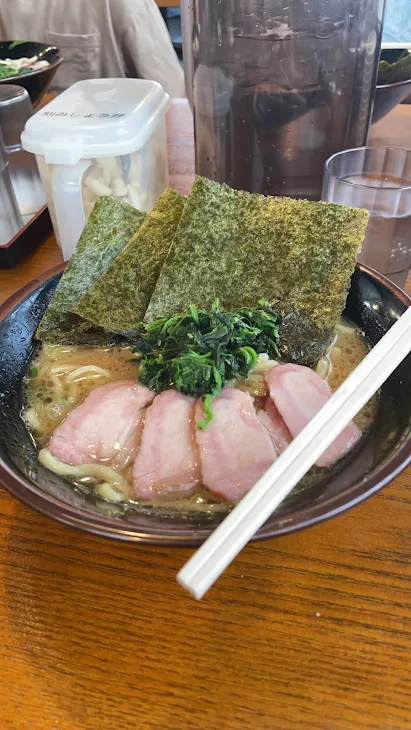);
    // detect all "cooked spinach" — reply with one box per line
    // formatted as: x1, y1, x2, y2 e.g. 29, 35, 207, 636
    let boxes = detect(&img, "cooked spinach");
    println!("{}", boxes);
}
133, 299, 281, 428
